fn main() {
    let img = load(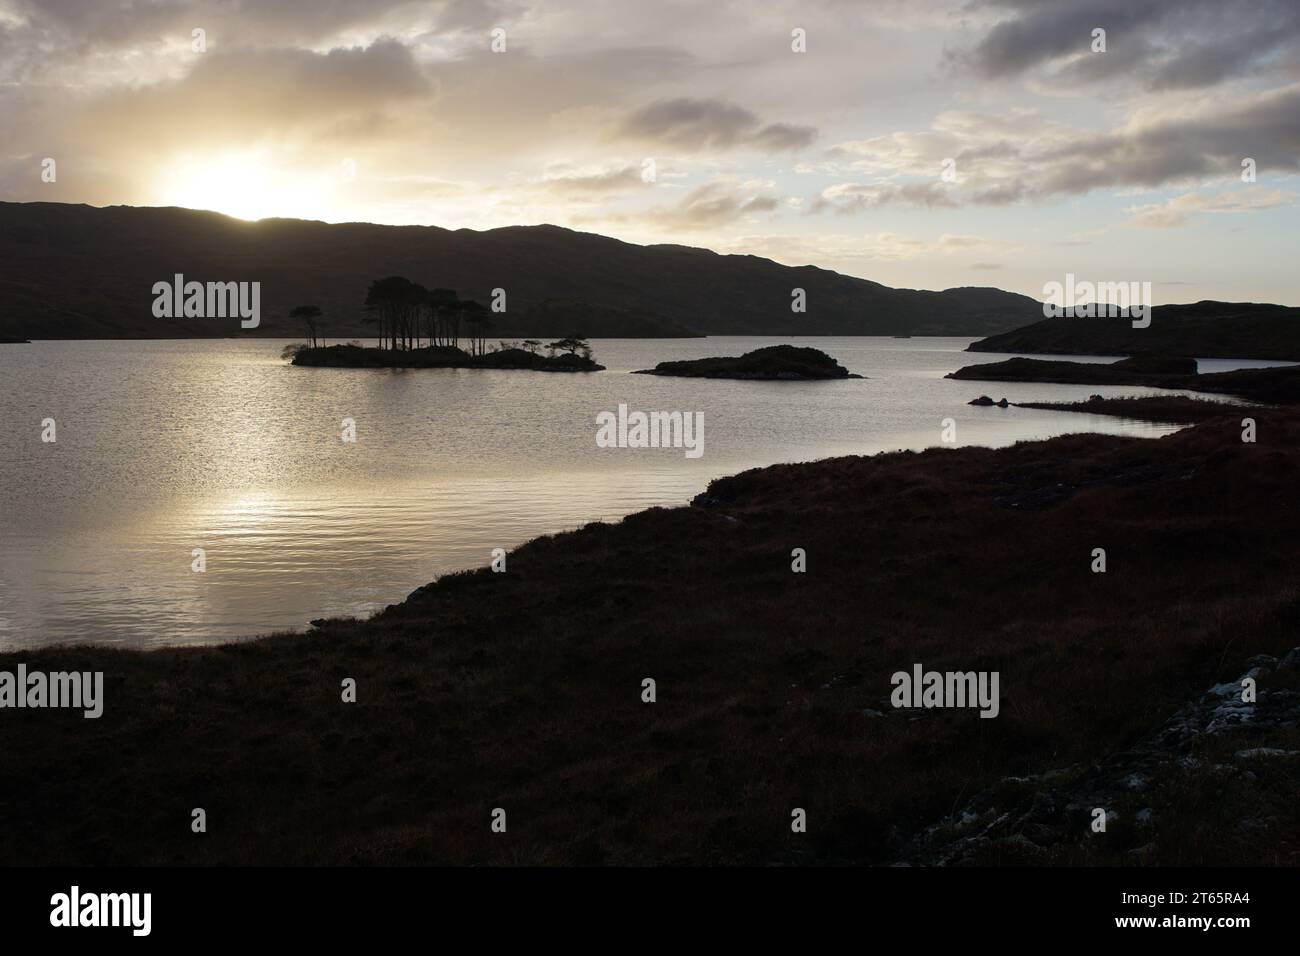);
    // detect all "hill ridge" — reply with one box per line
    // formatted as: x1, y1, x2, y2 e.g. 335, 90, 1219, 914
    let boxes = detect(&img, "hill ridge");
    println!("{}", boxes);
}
0, 200, 1043, 340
